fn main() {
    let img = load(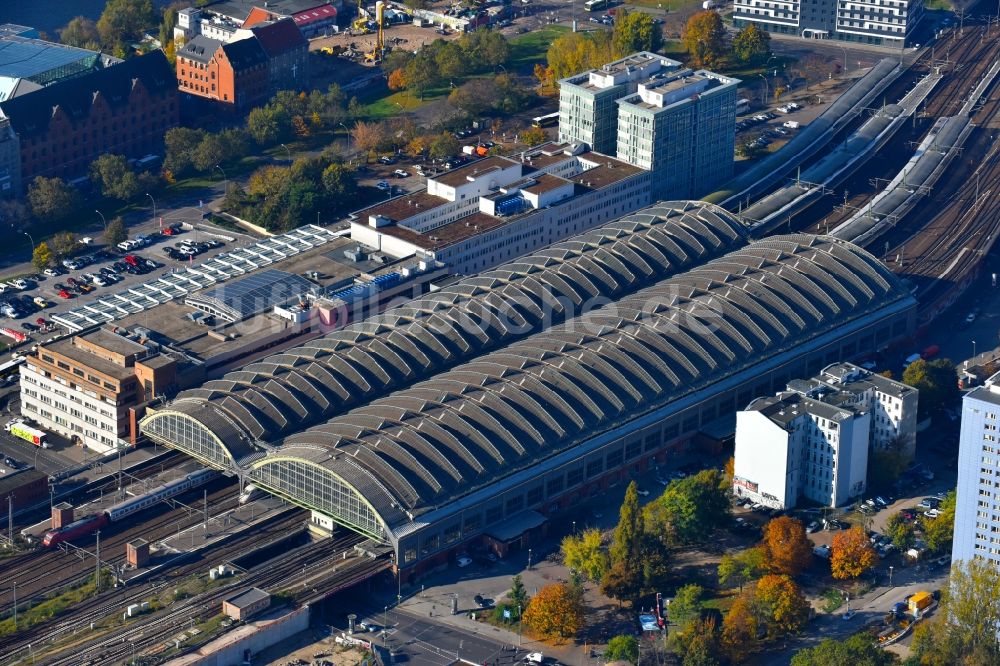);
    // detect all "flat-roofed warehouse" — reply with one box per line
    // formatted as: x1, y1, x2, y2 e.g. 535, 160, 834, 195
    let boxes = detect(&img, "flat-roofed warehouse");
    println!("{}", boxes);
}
144, 233, 916, 577
141, 201, 747, 464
